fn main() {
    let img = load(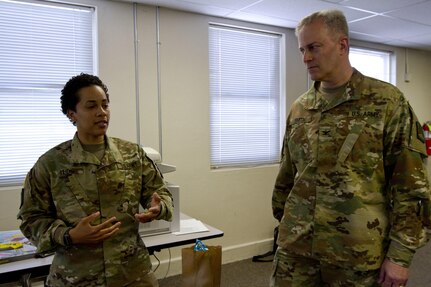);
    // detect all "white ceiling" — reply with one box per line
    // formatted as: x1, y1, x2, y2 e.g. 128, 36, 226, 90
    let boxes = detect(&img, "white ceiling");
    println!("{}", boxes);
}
119, 0, 431, 51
